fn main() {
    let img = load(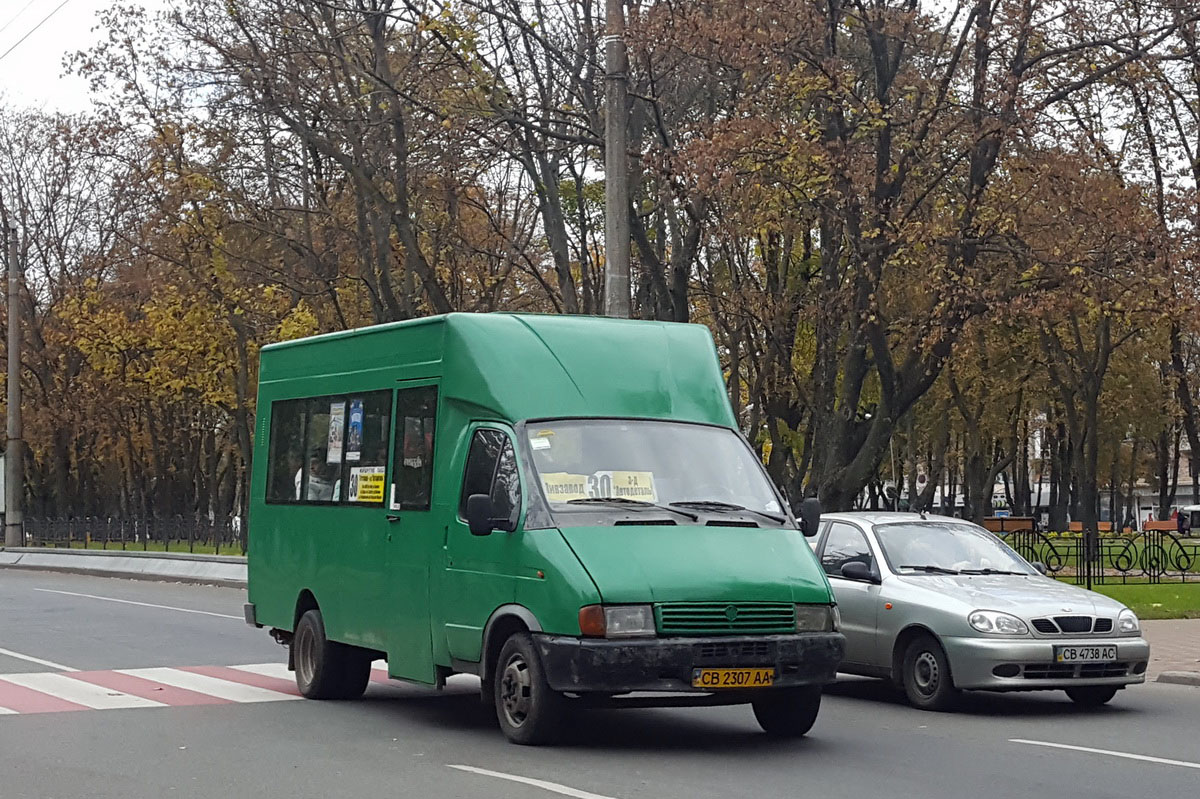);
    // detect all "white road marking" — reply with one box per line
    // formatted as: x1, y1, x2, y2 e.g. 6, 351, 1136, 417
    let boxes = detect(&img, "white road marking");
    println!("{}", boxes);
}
0, 646, 78, 672
228, 663, 292, 680
448, 765, 618, 799
34, 589, 242, 620
117, 668, 300, 703
0, 705, 17, 714
0, 673, 165, 710
1011, 739, 1200, 771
